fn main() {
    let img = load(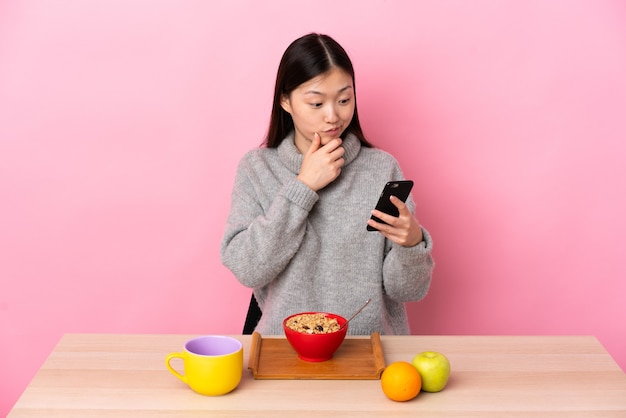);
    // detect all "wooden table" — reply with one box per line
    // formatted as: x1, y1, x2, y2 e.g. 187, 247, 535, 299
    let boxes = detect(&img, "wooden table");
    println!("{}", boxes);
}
8, 334, 626, 417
